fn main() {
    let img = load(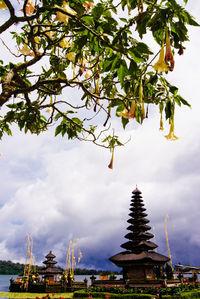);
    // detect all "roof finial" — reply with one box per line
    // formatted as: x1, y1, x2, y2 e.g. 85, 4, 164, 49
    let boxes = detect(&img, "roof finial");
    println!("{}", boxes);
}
132, 185, 141, 194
